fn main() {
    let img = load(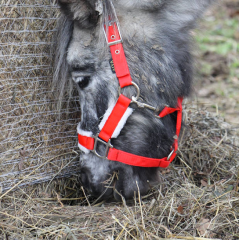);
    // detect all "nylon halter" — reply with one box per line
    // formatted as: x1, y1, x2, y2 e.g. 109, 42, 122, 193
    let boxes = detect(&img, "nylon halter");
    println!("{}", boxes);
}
77, 3, 183, 168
